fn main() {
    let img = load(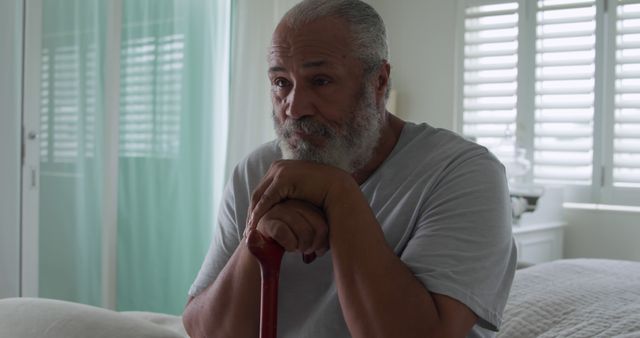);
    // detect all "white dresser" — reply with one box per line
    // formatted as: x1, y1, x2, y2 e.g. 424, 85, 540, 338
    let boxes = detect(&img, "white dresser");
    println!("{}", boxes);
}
511, 186, 565, 265
513, 222, 565, 264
